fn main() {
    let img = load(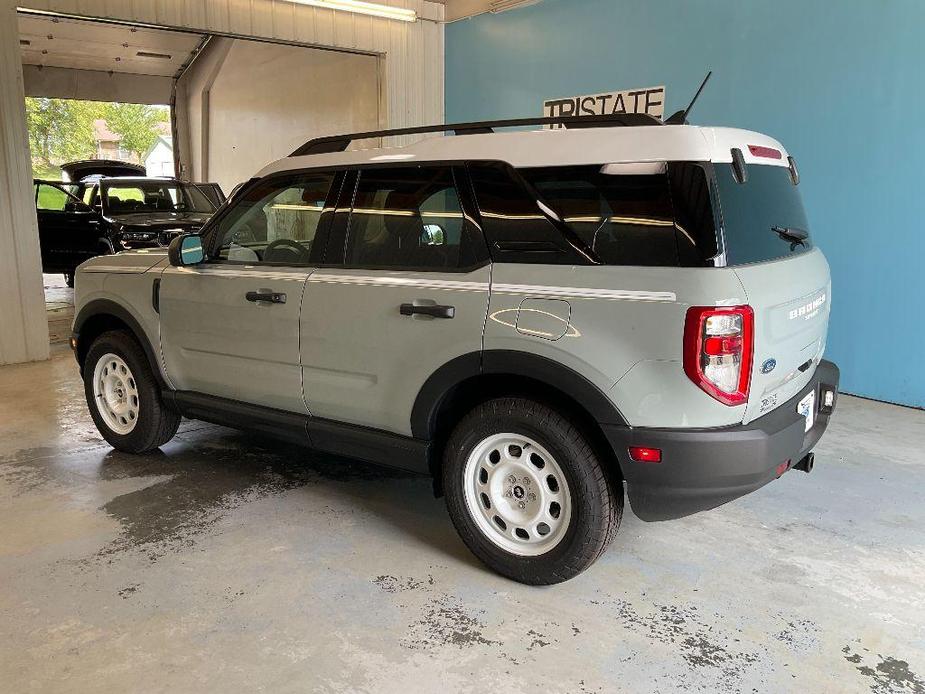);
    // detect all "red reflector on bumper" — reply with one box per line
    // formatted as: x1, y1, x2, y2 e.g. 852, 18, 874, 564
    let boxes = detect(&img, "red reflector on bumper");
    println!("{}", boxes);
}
629, 446, 662, 463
